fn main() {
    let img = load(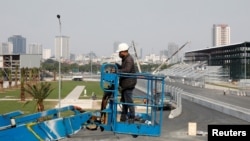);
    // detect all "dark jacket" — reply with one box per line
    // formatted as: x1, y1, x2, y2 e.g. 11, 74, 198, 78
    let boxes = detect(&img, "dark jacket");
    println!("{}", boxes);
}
116, 54, 137, 90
